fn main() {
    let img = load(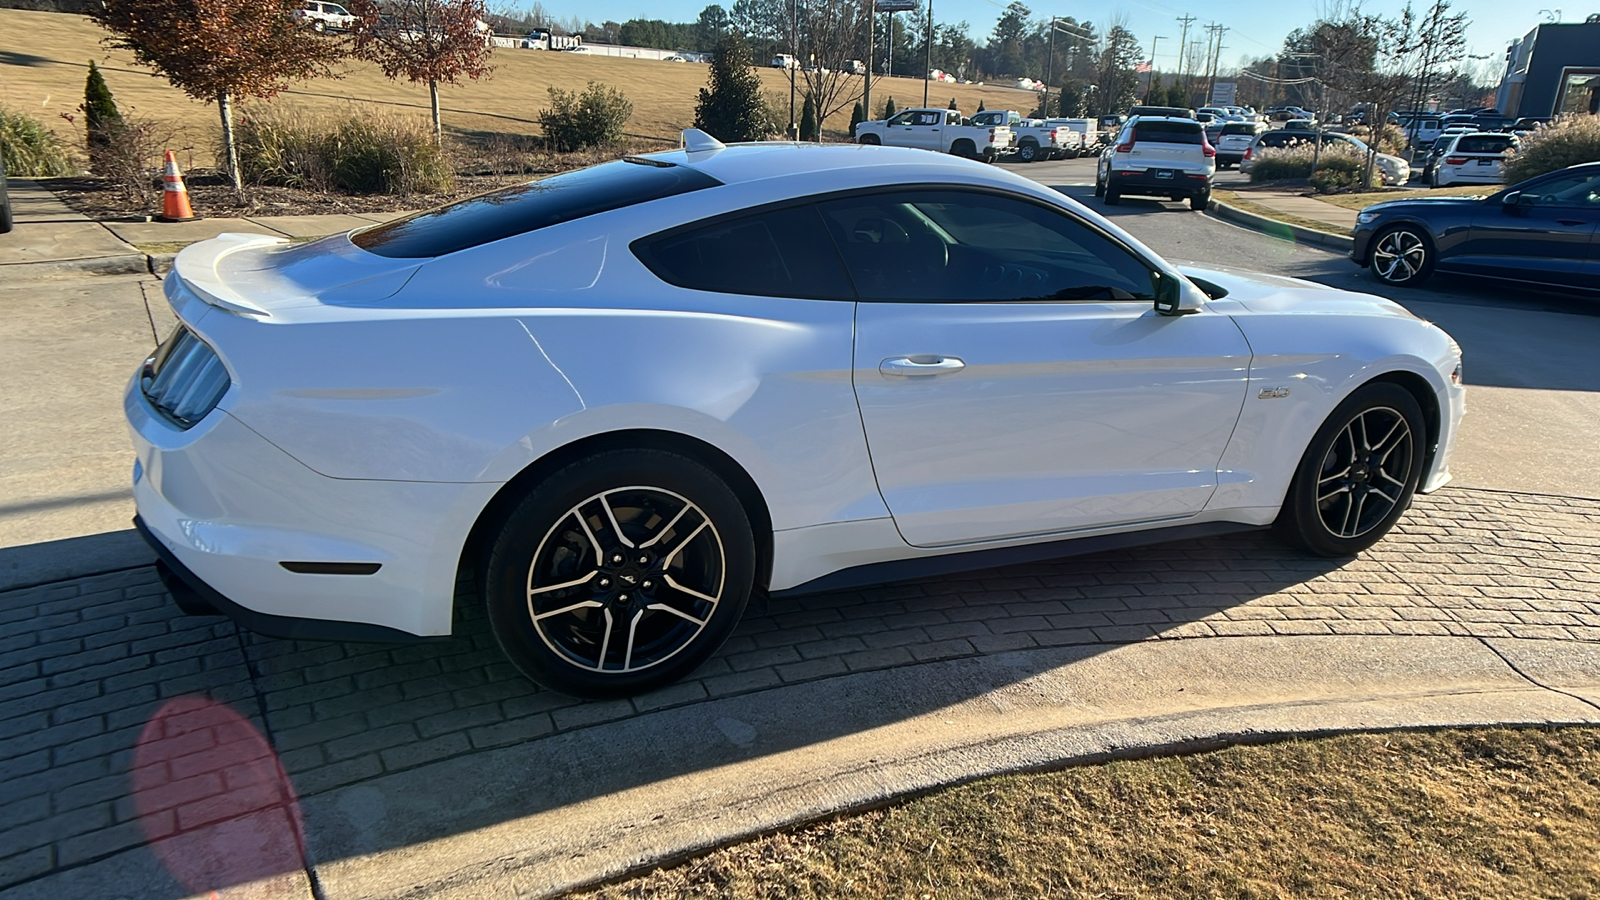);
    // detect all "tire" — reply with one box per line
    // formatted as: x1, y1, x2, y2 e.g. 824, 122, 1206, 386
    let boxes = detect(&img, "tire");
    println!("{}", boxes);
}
1368, 225, 1435, 287
313, 20, 325, 32
484, 448, 756, 698
857, 134, 880, 145
1103, 186, 1121, 205
0, 159, 11, 235
1276, 382, 1425, 557
1093, 174, 1105, 197
951, 139, 976, 159
1190, 190, 1210, 211
1017, 140, 1039, 162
